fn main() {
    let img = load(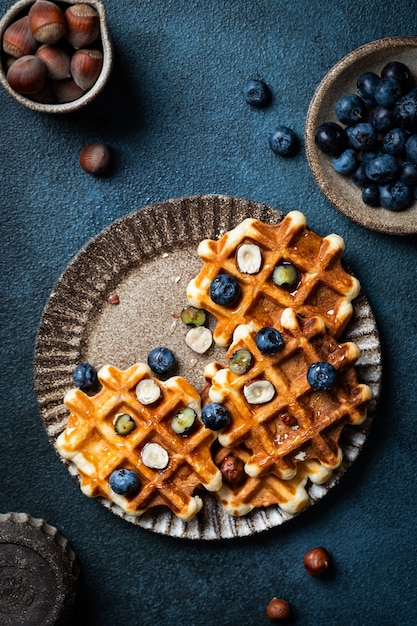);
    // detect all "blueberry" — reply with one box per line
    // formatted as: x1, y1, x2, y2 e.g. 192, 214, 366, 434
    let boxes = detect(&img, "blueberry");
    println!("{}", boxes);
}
347, 122, 378, 152
332, 148, 358, 175
350, 161, 370, 187
382, 127, 407, 156
374, 77, 402, 108
73, 362, 98, 390
405, 134, 417, 164
369, 105, 396, 133
109, 468, 140, 496
335, 93, 367, 126
210, 274, 240, 306
269, 125, 299, 156
242, 79, 271, 107
381, 61, 413, 91
147, 347, 175, 376
400, 161, 417, 185
361, 146, 384, 162
379, 181, 413, 211
361, 184, 380, 207
255, 327, 284, 355
307, 362, 337, 390
357, 71, 380, 107
394, 89, 417, 132
315, 121, 347, 155
365, 154, 399, 184
201, 403, 230, 431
